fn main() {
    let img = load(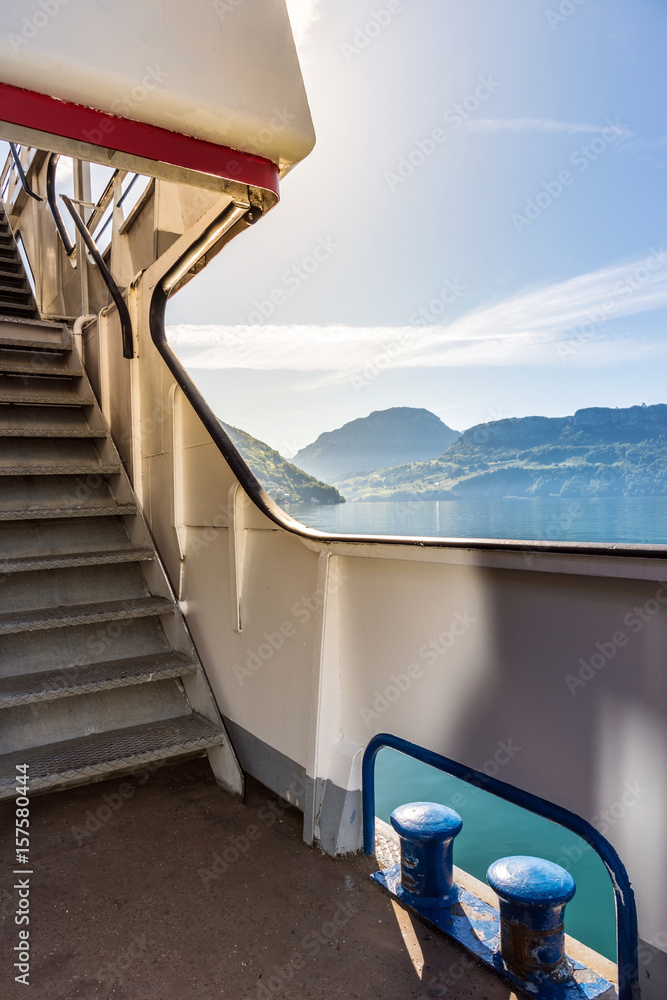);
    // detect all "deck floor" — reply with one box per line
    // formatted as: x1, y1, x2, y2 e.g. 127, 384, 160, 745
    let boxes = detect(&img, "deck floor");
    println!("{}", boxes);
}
0, 757, 524, 999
